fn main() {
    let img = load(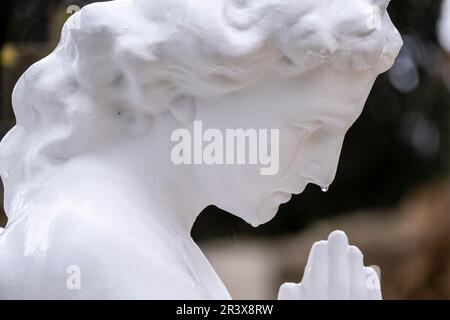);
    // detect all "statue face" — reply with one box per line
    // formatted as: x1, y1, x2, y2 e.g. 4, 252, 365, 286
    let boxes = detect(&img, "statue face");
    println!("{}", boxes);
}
192, 67, 375, 227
